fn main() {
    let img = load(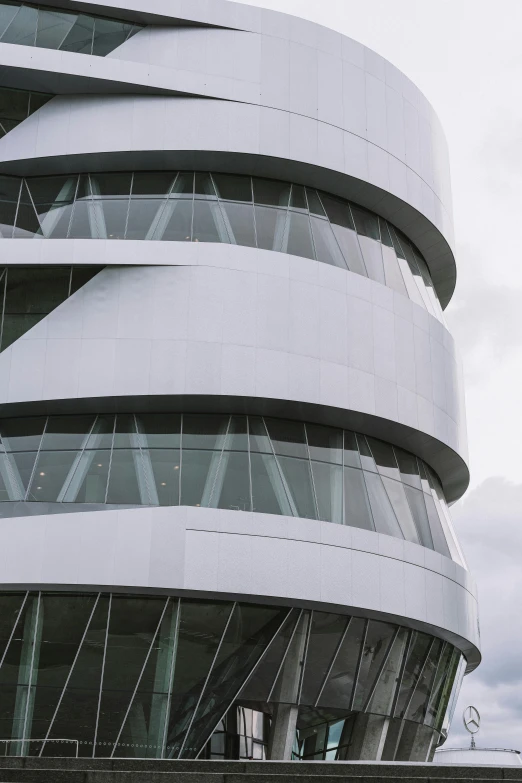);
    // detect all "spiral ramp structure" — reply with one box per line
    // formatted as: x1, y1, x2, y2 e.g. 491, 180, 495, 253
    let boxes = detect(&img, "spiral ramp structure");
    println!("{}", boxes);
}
0, 0, 479, 765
